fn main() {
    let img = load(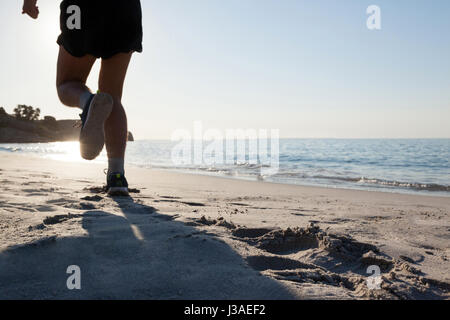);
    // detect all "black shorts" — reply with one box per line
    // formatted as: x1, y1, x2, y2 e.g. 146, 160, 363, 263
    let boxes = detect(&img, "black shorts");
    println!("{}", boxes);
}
57, 0, 143, 59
